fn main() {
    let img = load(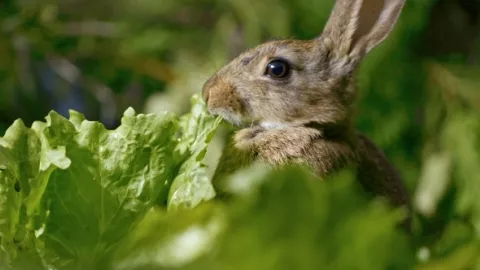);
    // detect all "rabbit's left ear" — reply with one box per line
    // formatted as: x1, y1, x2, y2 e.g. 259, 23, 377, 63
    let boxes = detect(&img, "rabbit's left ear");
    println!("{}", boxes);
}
319, 0, 406, 58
